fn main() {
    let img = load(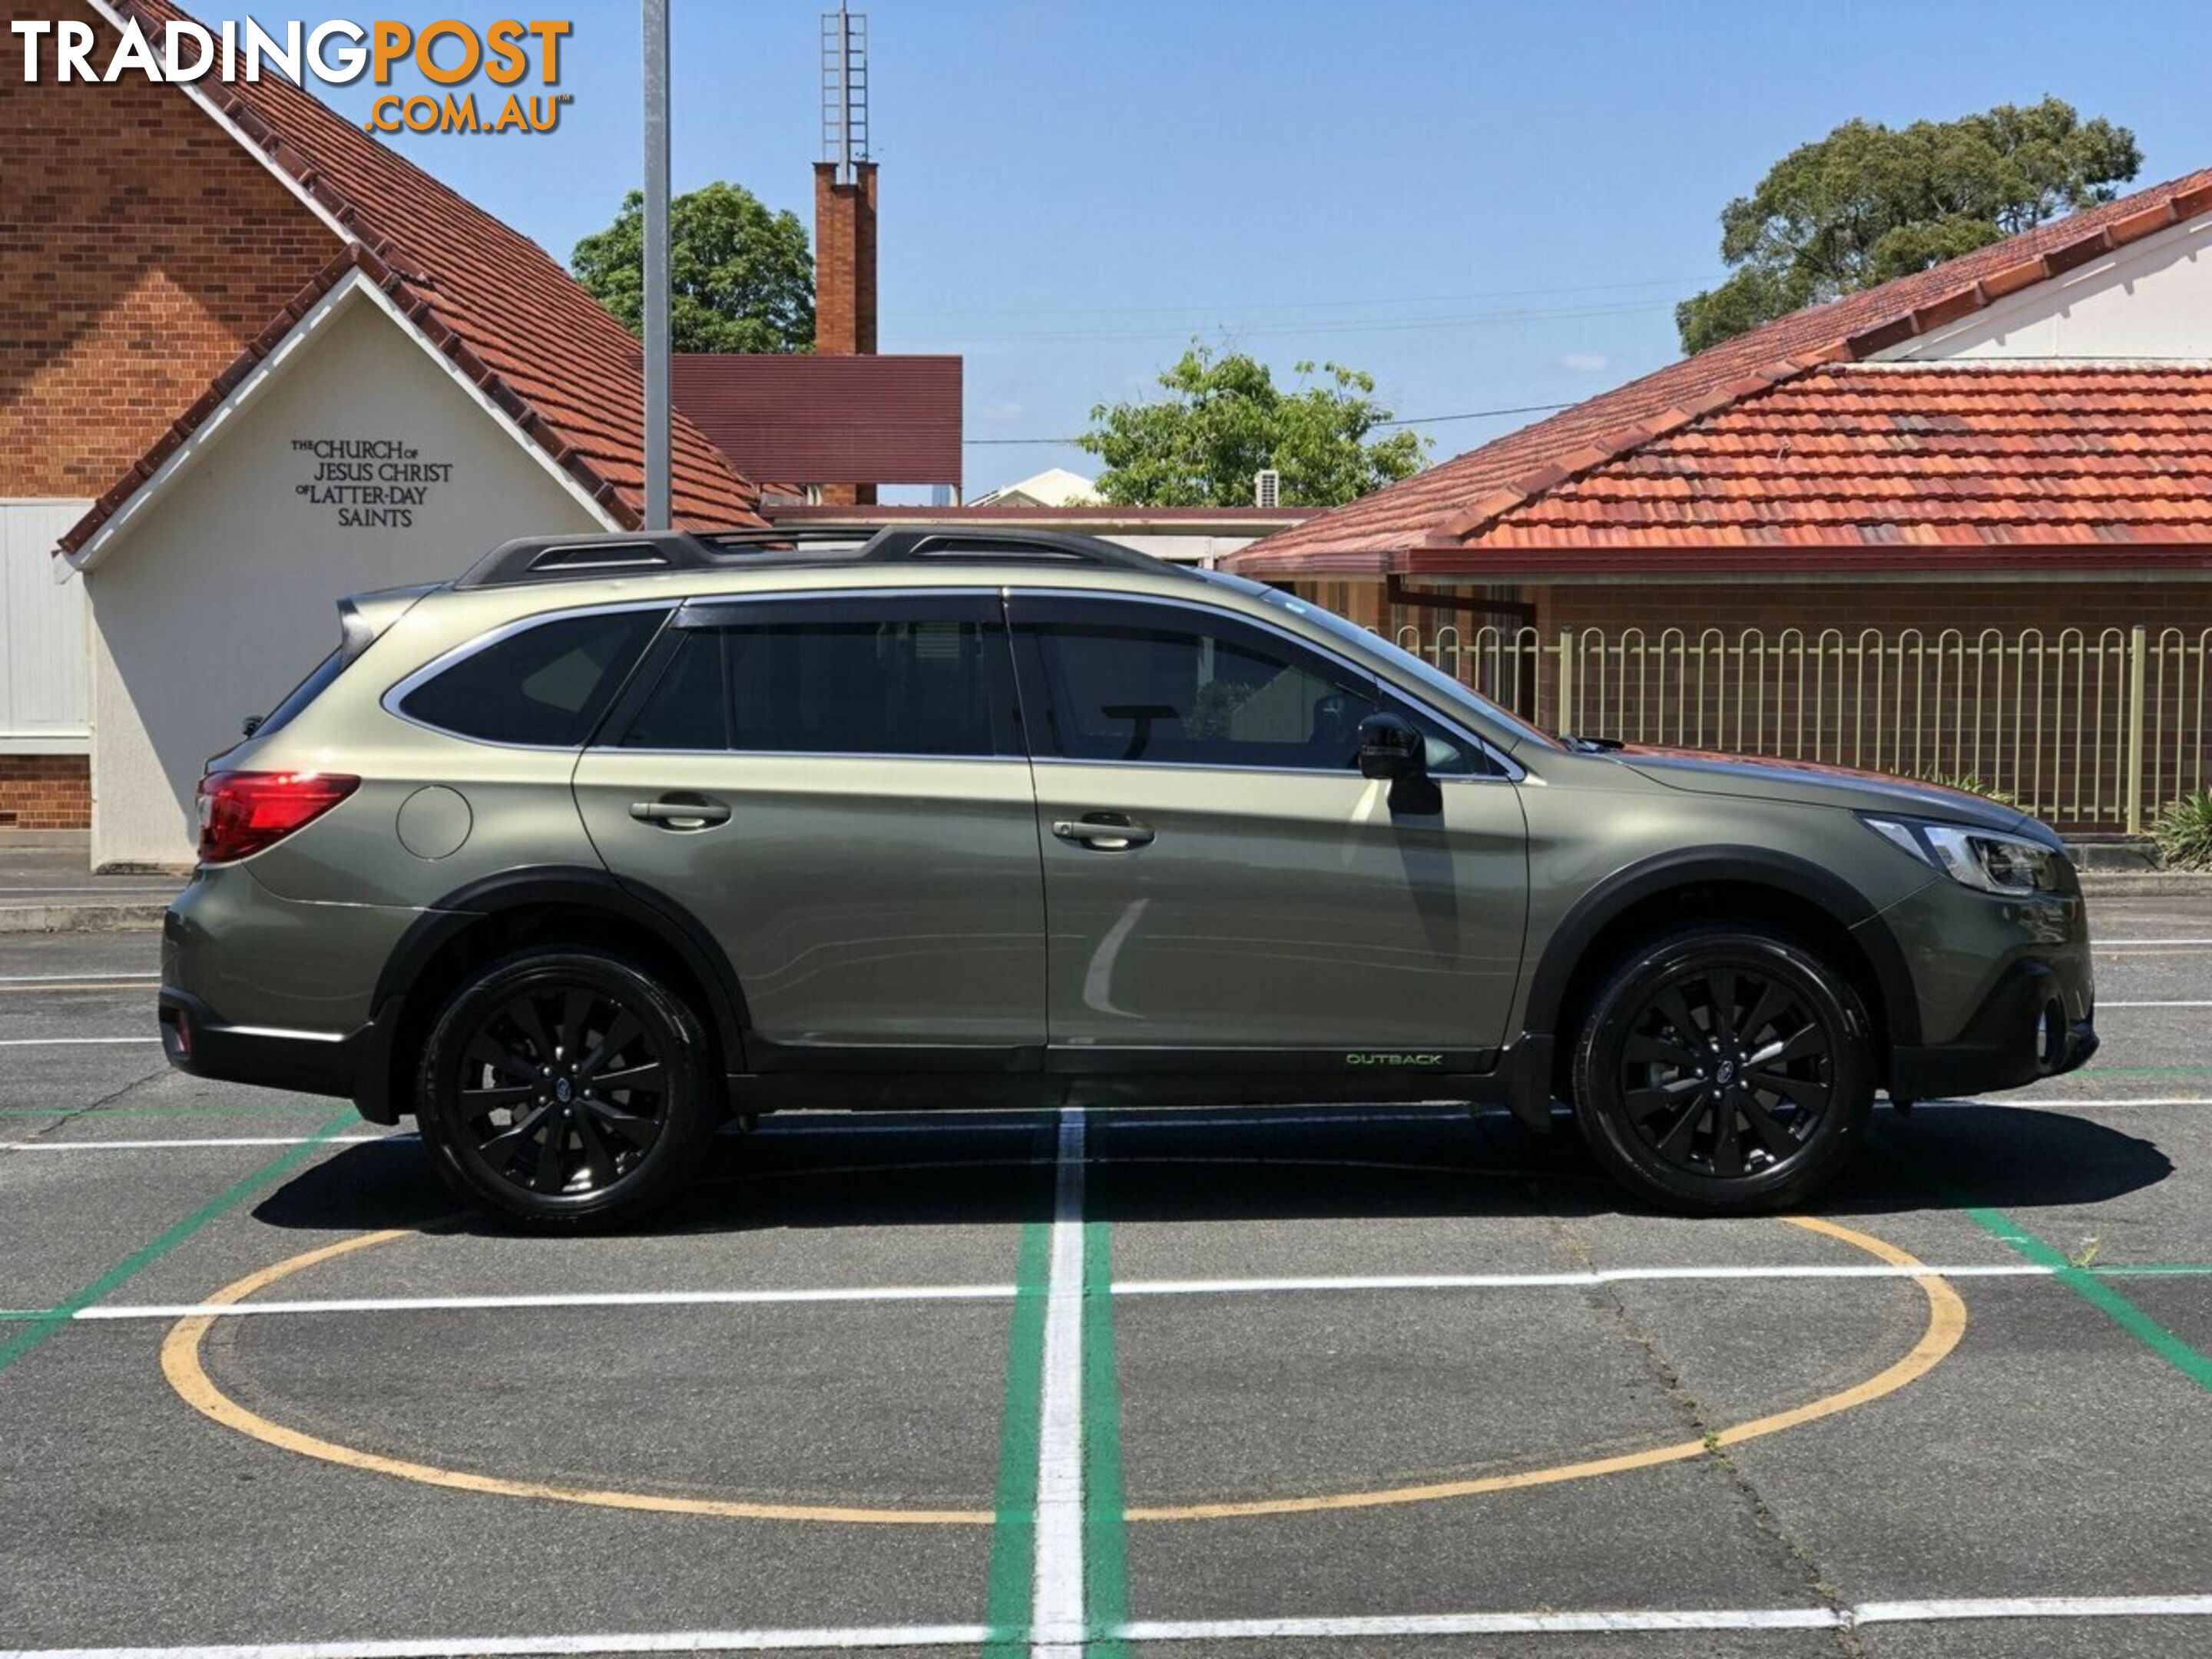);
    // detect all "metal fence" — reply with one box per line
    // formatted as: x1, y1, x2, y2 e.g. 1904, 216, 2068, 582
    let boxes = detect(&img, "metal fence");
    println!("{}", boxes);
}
1392, 623, 2212, 834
